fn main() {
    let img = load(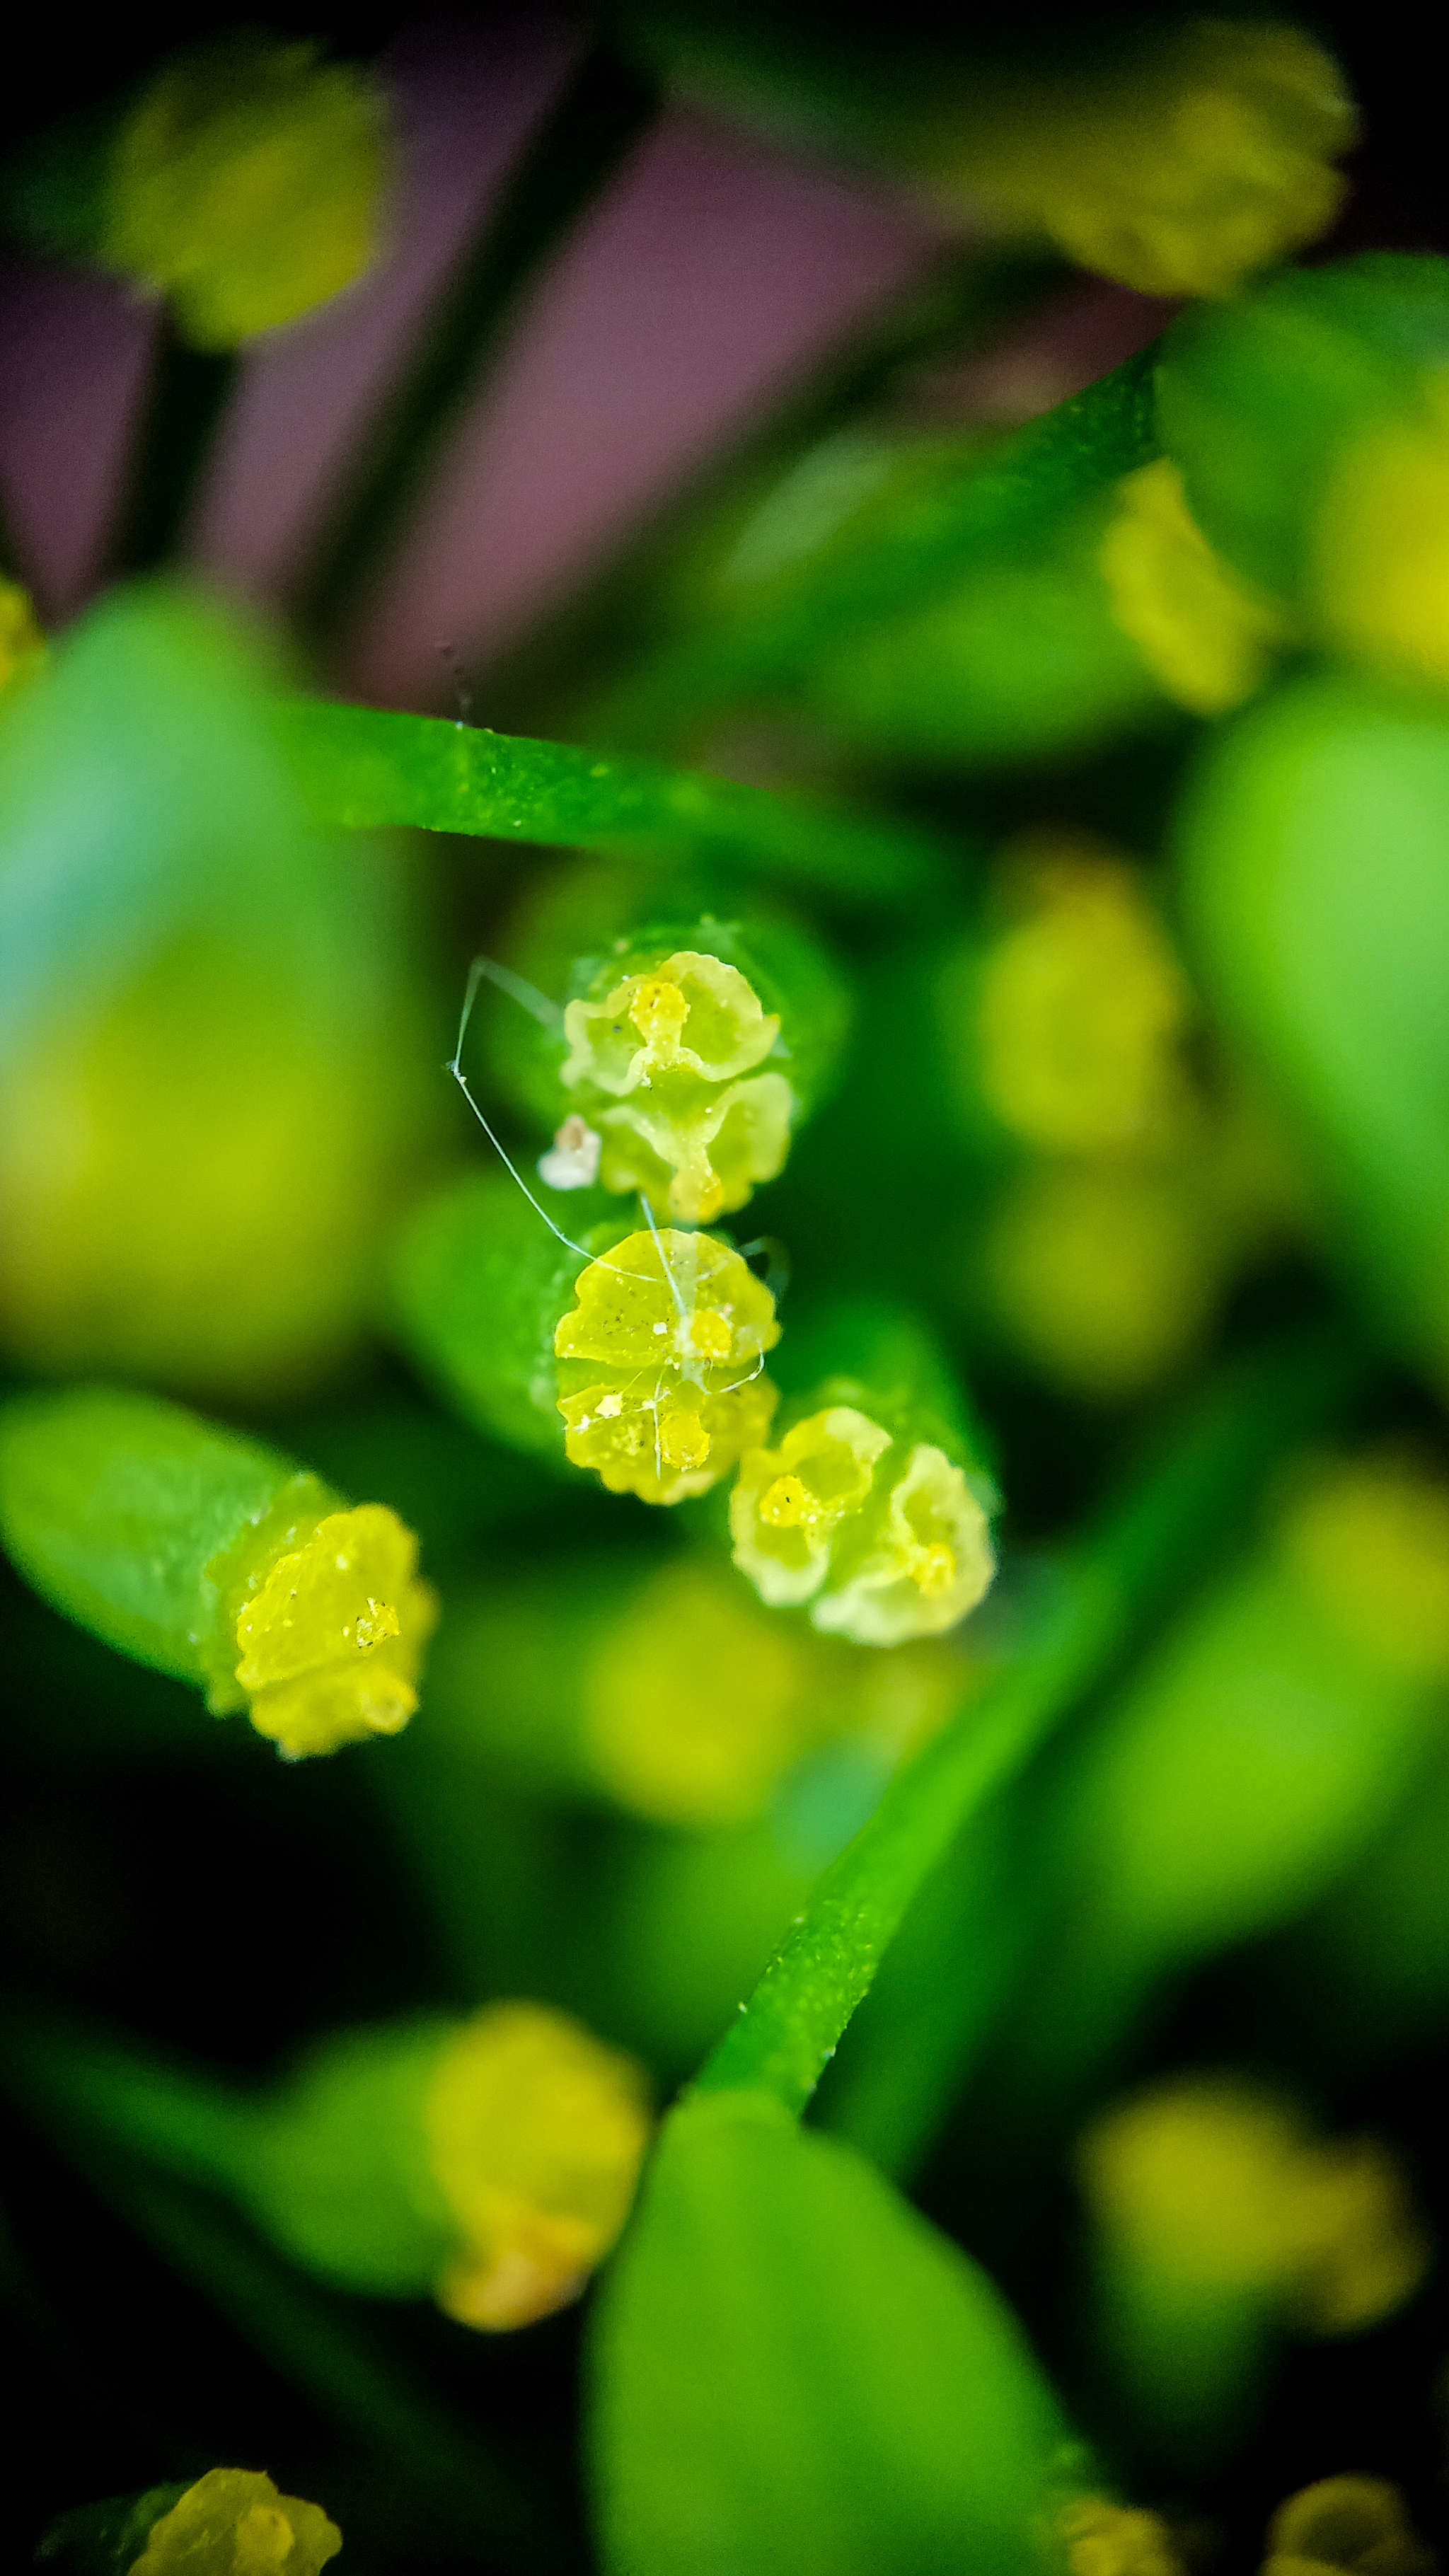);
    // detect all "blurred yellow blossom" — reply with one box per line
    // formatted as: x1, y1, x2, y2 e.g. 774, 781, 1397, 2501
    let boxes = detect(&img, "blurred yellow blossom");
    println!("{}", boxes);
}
1262, 2477, 1435, 2576
425, 2004, 651, 2330
103, 34, 387, 347
1101, 461, 1288, 715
